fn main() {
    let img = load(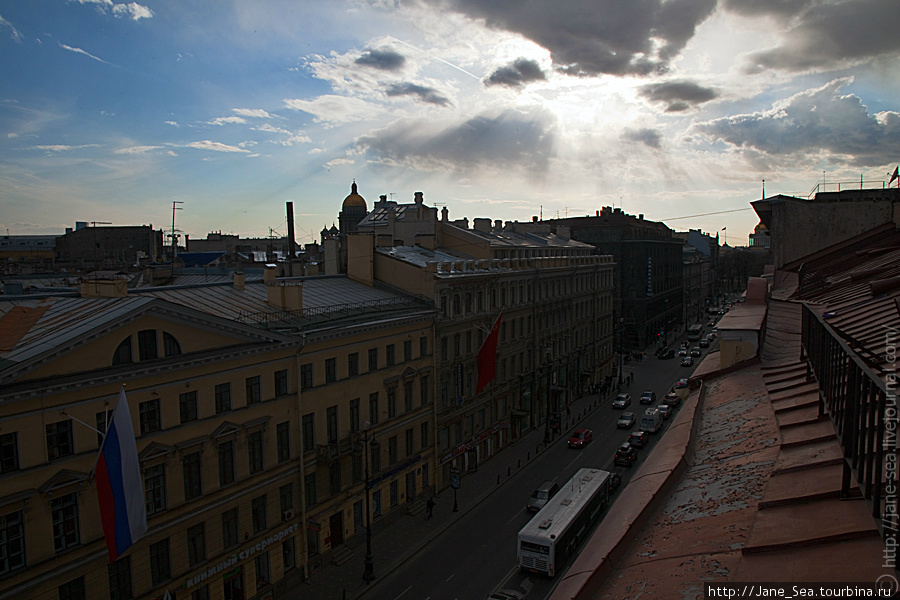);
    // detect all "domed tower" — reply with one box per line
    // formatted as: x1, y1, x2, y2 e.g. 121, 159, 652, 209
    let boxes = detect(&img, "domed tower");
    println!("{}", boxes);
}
339, 180, 367, 236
